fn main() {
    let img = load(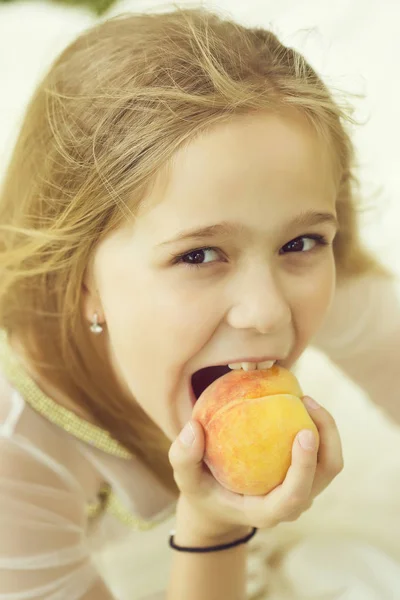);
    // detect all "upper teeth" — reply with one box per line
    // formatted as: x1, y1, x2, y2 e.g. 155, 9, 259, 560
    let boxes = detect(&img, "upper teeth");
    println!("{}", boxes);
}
228, 360, 276, 372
